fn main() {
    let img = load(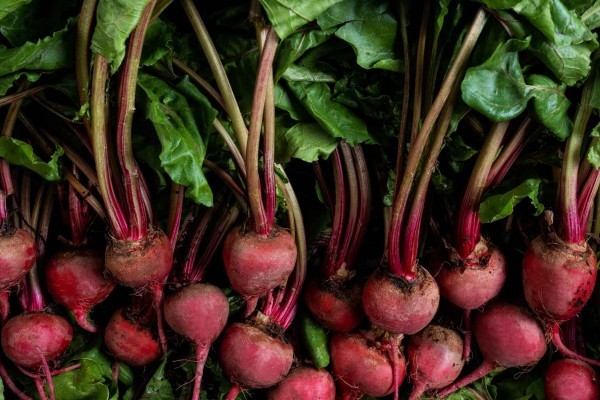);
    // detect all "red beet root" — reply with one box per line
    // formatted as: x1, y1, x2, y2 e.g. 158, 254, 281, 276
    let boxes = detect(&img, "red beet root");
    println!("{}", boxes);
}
219, 322, 293, 389
0, 228, 36, 289
46, 248, 116, 332
304, 278, 363, 332
1, 312, 73, 371
362, 266, 439, 334
330, 332, 406, 398
438, 301, 547, 397
407, 325, 464, 400
545, 359, 600, 400
268, 367, 335, 400
222, 225, 297, 296
104, 308, 160, 367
